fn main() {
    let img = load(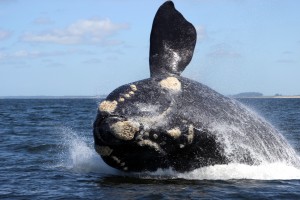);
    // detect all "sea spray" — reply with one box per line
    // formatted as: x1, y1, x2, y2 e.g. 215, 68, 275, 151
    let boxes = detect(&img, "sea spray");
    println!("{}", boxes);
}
132, 163, 300, 180
205, 99, 300, 167
57, 127, 117, 174
55, 126, 300, 180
